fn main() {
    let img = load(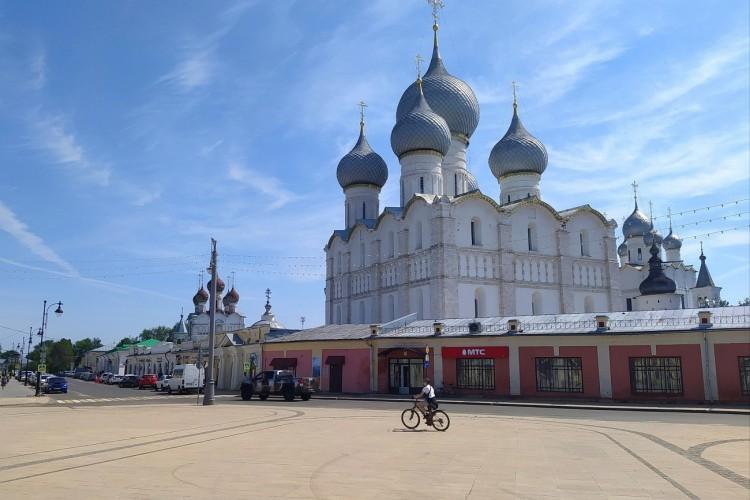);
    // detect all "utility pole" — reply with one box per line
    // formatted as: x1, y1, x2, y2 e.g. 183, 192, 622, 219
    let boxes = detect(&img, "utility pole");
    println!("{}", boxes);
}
204, 238, 217, 406
25, 327, 32, 385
